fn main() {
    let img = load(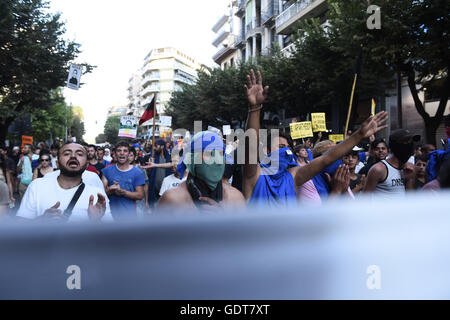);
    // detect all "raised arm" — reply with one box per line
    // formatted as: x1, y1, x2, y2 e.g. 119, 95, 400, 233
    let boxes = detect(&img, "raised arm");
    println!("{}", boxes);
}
243, 69, 269, 199
294, 112, 388, 187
